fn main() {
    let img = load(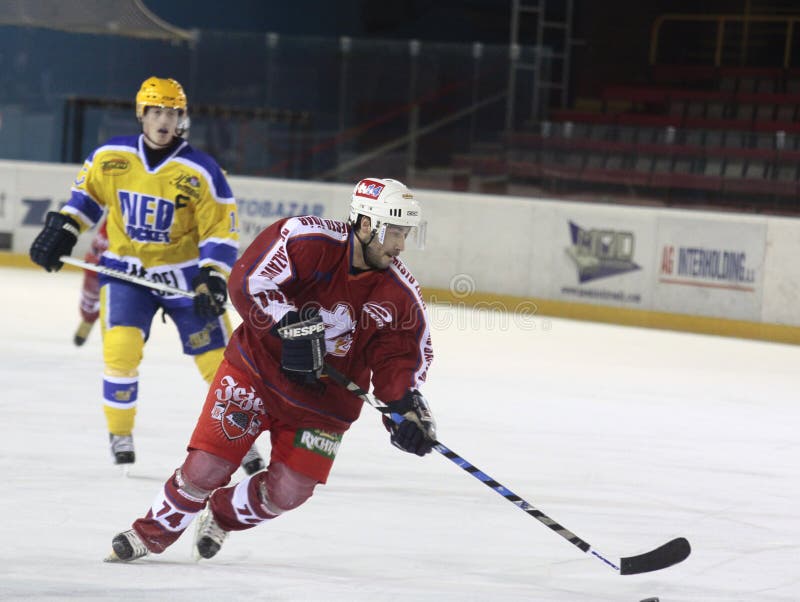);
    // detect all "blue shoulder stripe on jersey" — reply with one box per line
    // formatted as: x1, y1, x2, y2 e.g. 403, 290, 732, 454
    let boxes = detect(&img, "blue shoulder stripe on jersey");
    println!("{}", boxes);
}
66, 189, 104, 224
200, 240, 238, 270
177, 146, 233, 199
